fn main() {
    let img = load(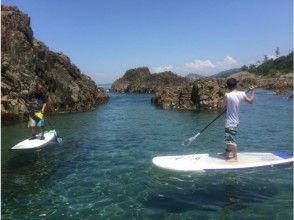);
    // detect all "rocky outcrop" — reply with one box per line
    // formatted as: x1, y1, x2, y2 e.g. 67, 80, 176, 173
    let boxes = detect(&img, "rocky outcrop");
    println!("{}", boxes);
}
152, 78, 228, 110
1, 5, 109, 122
152, 72, 293, 110
231, 71, 293, 93
111, 67, 190, 93
112, 66, 292, 111
257, 77, 293, 94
